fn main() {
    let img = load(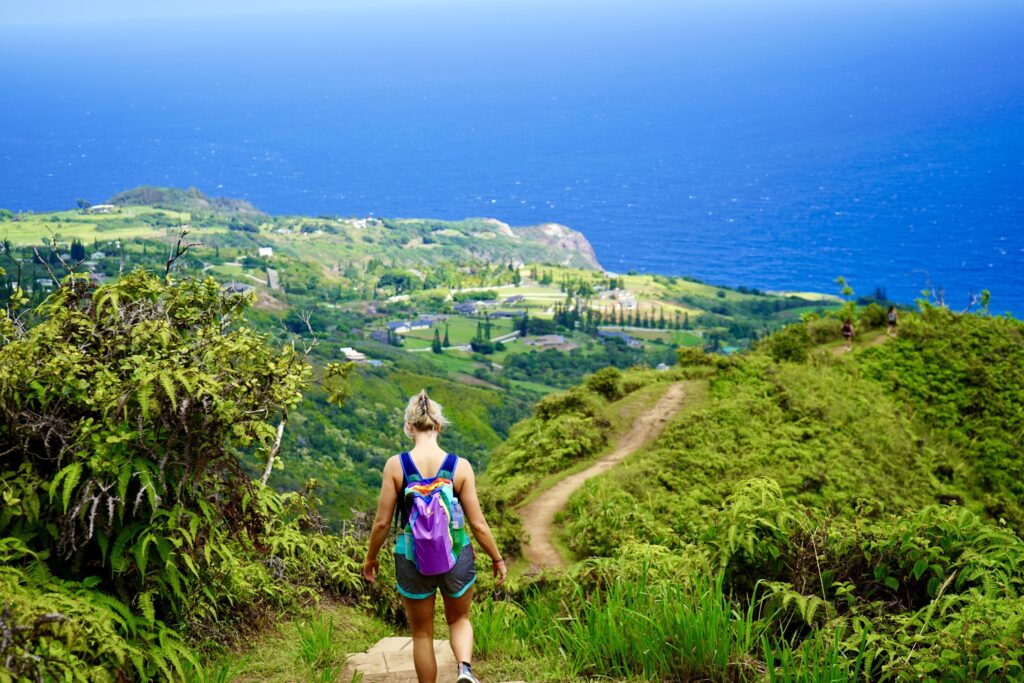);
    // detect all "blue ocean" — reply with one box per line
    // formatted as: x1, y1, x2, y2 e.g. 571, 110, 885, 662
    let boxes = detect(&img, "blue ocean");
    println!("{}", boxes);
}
1, 0, 1022, 312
